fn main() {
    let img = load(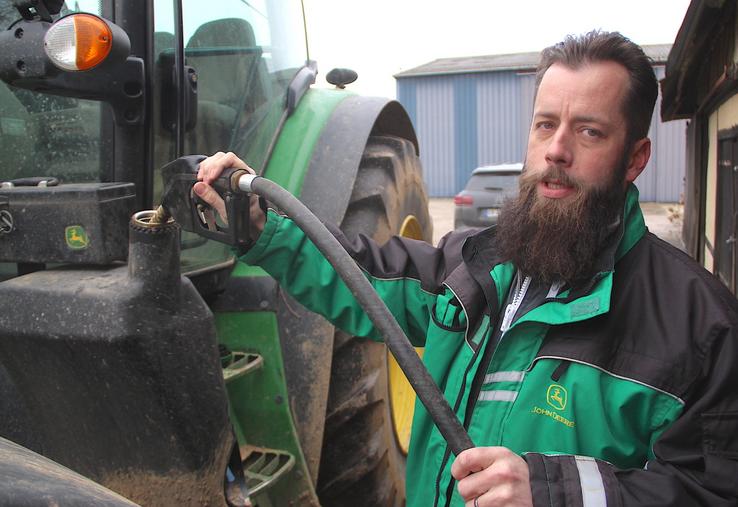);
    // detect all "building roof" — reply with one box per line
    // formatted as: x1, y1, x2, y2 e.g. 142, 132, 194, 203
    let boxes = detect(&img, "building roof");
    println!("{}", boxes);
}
395, 44, 673, 79
661, 0, 729, 121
